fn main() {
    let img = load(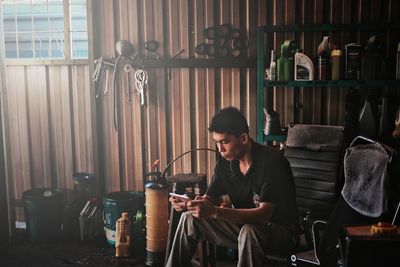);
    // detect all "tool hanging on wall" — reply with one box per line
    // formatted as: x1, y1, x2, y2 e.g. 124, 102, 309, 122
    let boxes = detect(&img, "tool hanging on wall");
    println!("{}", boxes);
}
167, 49, 184, 80
134, 69, 148, 106
113, 40, 135, 131
144, 40, 160, 59
93, 57, 115, 98
123, 64, 133, 103
195, 23, 247, 58
103, 65, 111, 95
